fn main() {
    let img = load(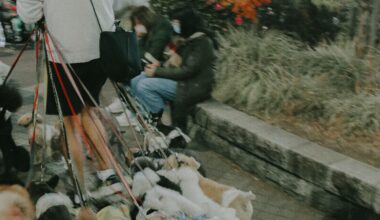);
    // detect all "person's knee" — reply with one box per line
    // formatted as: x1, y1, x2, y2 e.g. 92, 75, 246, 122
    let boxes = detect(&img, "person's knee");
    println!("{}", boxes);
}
131, 77, 139, 91
131, 73, 145, 92
135, 79, 156, 94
